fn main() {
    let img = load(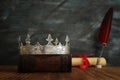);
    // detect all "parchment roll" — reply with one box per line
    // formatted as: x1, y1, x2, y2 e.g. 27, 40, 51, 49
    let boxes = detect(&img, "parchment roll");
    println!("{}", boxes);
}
72, 57, 106, 66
